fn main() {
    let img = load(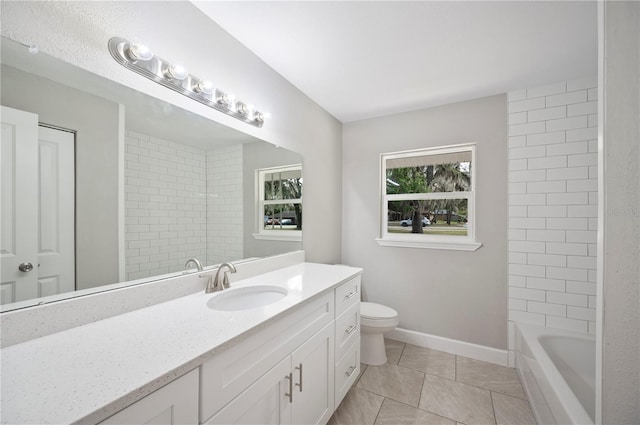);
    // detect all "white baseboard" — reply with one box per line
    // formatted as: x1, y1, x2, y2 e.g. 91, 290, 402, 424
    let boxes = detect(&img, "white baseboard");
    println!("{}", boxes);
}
386, 327, 509, 367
